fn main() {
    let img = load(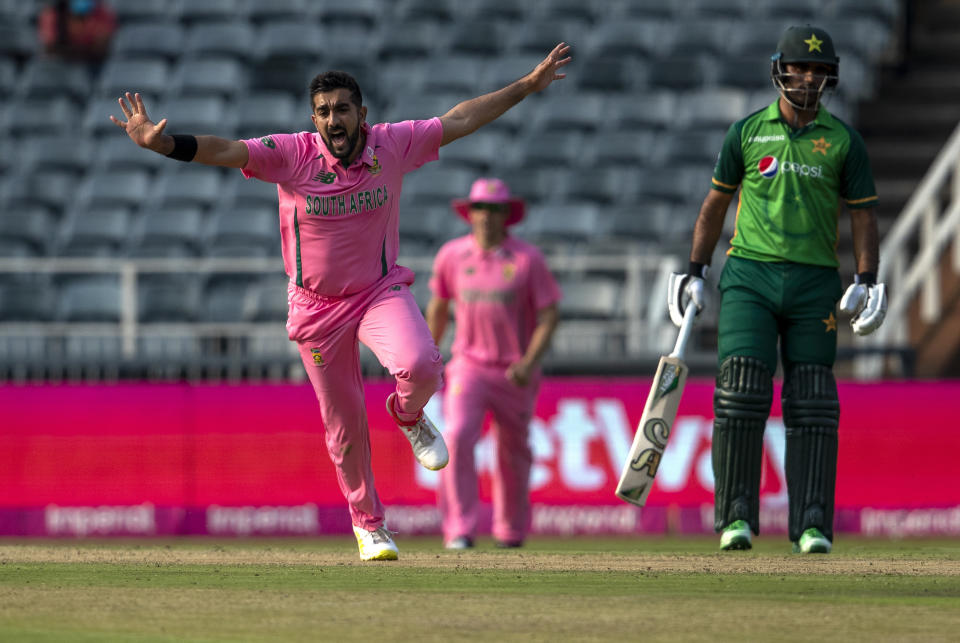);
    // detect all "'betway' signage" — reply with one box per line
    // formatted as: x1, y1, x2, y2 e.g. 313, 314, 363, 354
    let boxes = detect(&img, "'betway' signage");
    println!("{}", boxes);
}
1, 380, 958, 536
